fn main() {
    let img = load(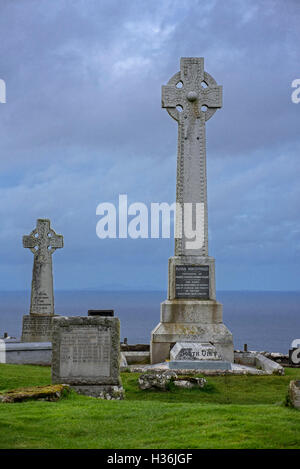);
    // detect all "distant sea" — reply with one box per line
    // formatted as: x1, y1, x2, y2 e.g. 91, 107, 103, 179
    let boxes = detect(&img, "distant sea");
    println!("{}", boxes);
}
0, 290, 299, 354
